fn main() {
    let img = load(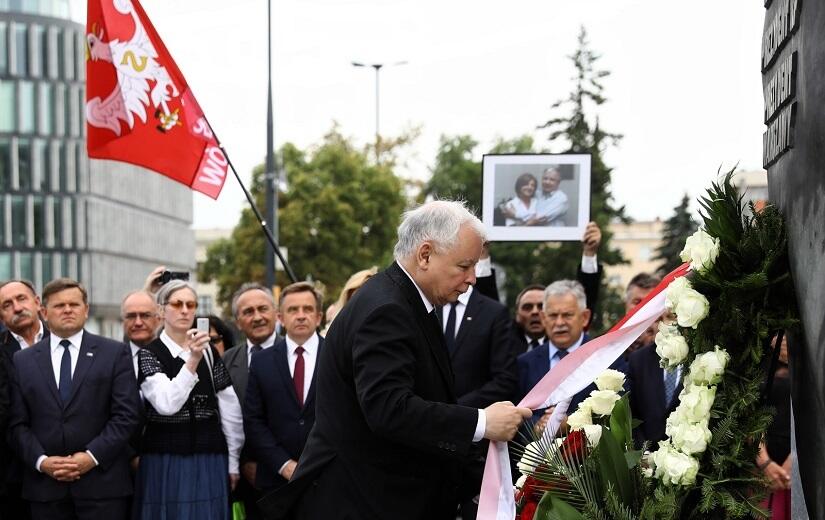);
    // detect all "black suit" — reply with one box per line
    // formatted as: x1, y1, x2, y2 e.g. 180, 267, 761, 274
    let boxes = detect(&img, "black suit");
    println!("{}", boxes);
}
8, 331, 141, 518
244, 336, 322, 491
259, 262, 479, 520
626, 343, 682, 448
